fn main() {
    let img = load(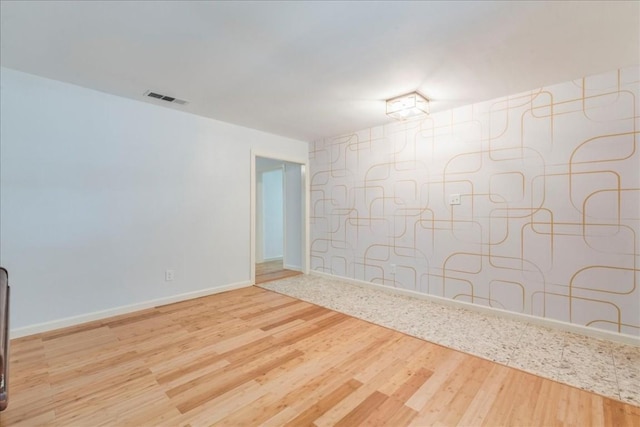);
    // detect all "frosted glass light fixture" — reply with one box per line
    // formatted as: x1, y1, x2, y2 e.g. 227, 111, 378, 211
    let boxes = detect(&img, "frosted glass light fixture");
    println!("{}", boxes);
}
386, 92, 430, 120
